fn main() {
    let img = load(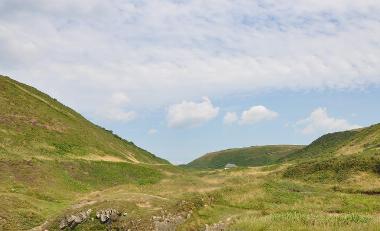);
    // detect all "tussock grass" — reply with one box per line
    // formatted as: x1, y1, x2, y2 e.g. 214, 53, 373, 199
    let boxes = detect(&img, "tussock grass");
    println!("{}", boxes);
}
230, 212, 380, 231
